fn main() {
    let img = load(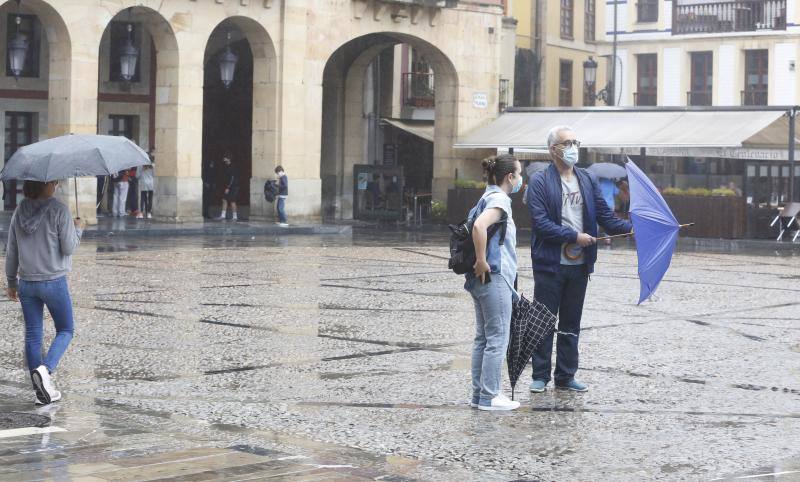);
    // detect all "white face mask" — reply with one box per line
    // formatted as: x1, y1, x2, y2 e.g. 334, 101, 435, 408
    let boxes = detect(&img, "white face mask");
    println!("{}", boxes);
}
561, 145, 579, 167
